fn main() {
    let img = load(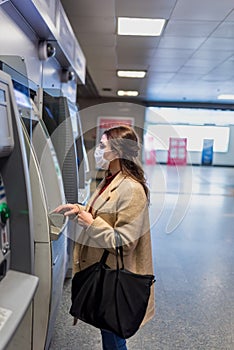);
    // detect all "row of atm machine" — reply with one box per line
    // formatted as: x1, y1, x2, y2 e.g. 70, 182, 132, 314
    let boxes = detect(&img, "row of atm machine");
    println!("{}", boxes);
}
0, 65, 90, 350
